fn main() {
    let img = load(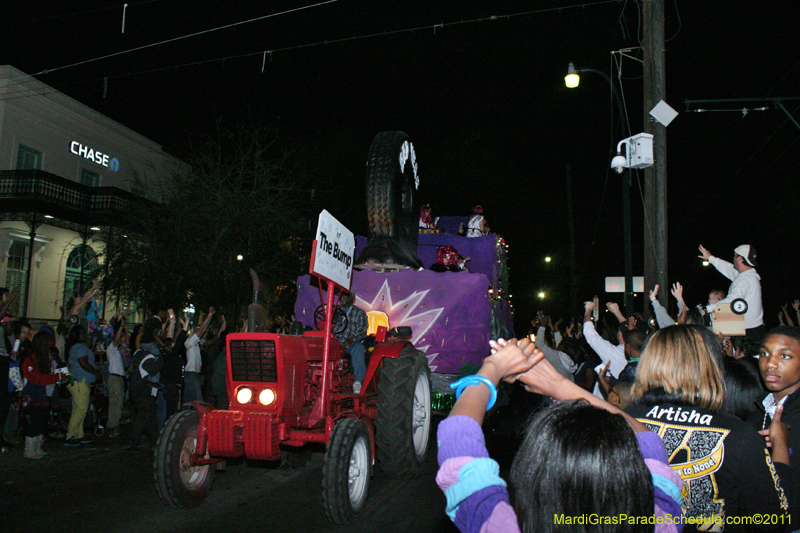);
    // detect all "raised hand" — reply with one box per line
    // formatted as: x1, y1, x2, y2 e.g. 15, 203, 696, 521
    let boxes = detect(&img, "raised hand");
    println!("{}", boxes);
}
670, 282, 684, 303
698, 244, 711, 260
649, 284, 659, 302
485, 337, 539, 383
